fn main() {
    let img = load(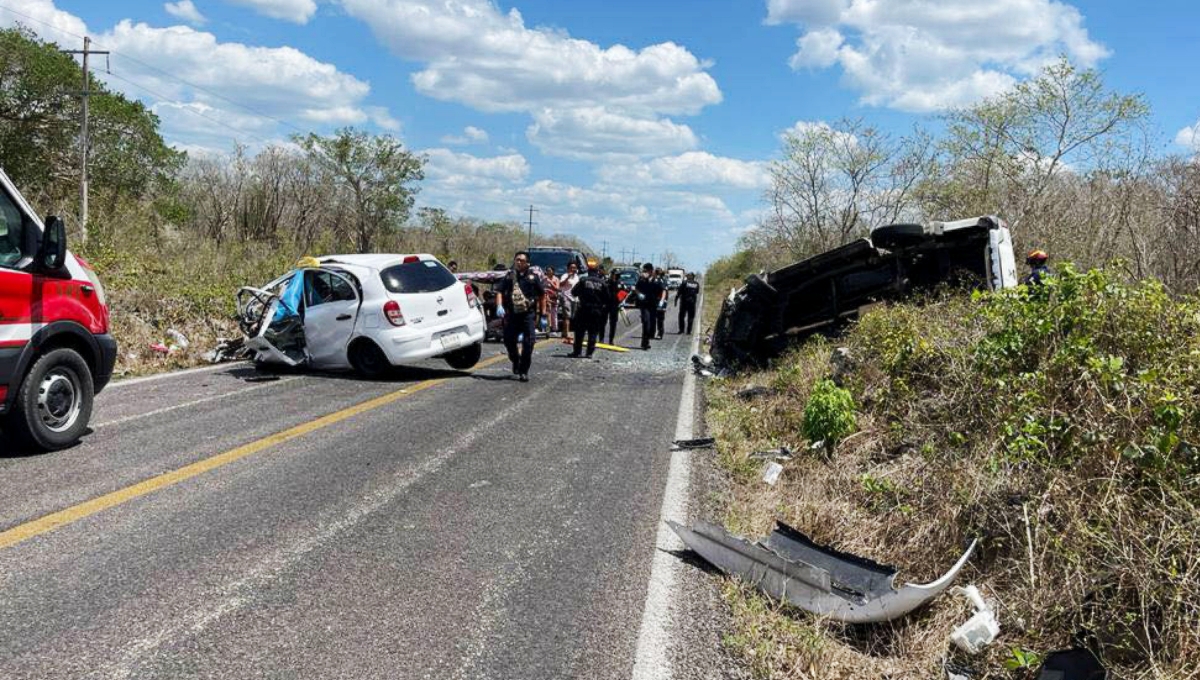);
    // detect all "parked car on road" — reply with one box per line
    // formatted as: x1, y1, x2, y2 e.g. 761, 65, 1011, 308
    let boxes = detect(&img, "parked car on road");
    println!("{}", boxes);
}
237, 254, 486, 377
0, 168, 117, 450
527, 246, 590, 276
